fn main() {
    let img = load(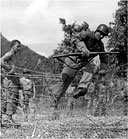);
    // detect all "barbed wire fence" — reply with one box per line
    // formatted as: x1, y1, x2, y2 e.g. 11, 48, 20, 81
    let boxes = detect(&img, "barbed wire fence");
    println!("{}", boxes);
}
1, 64, 127, 104
1, 64, 128, 131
